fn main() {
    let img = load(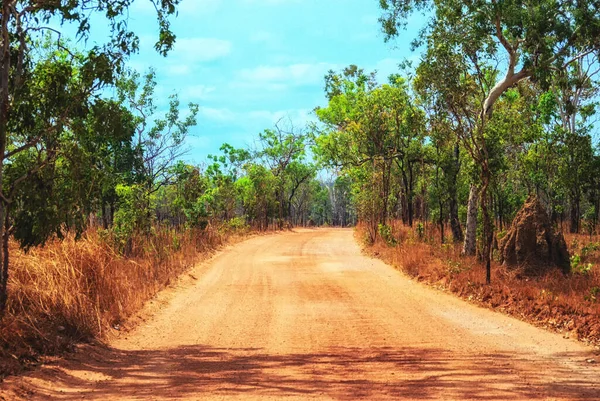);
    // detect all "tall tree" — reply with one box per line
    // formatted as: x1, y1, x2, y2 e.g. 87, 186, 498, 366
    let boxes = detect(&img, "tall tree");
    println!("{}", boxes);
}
379, 0, 600, 282
0, 0, 180, 313
256, 120, 310, 227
